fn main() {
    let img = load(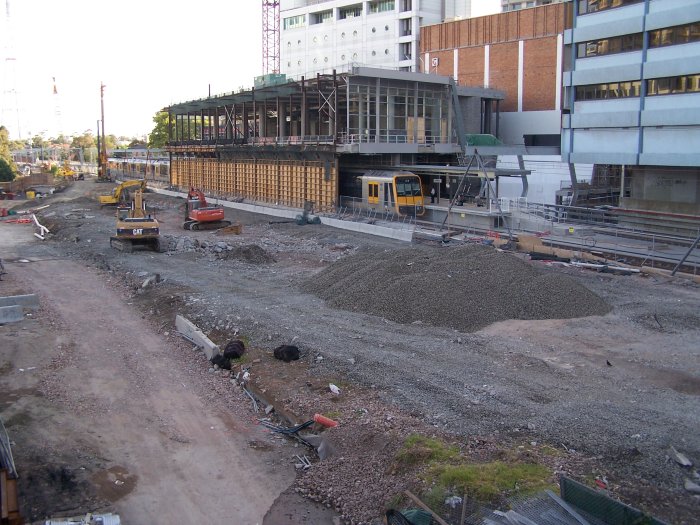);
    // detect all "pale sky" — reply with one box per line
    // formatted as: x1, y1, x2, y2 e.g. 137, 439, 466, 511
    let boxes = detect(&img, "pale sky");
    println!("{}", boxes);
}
1, 0, 500, 141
